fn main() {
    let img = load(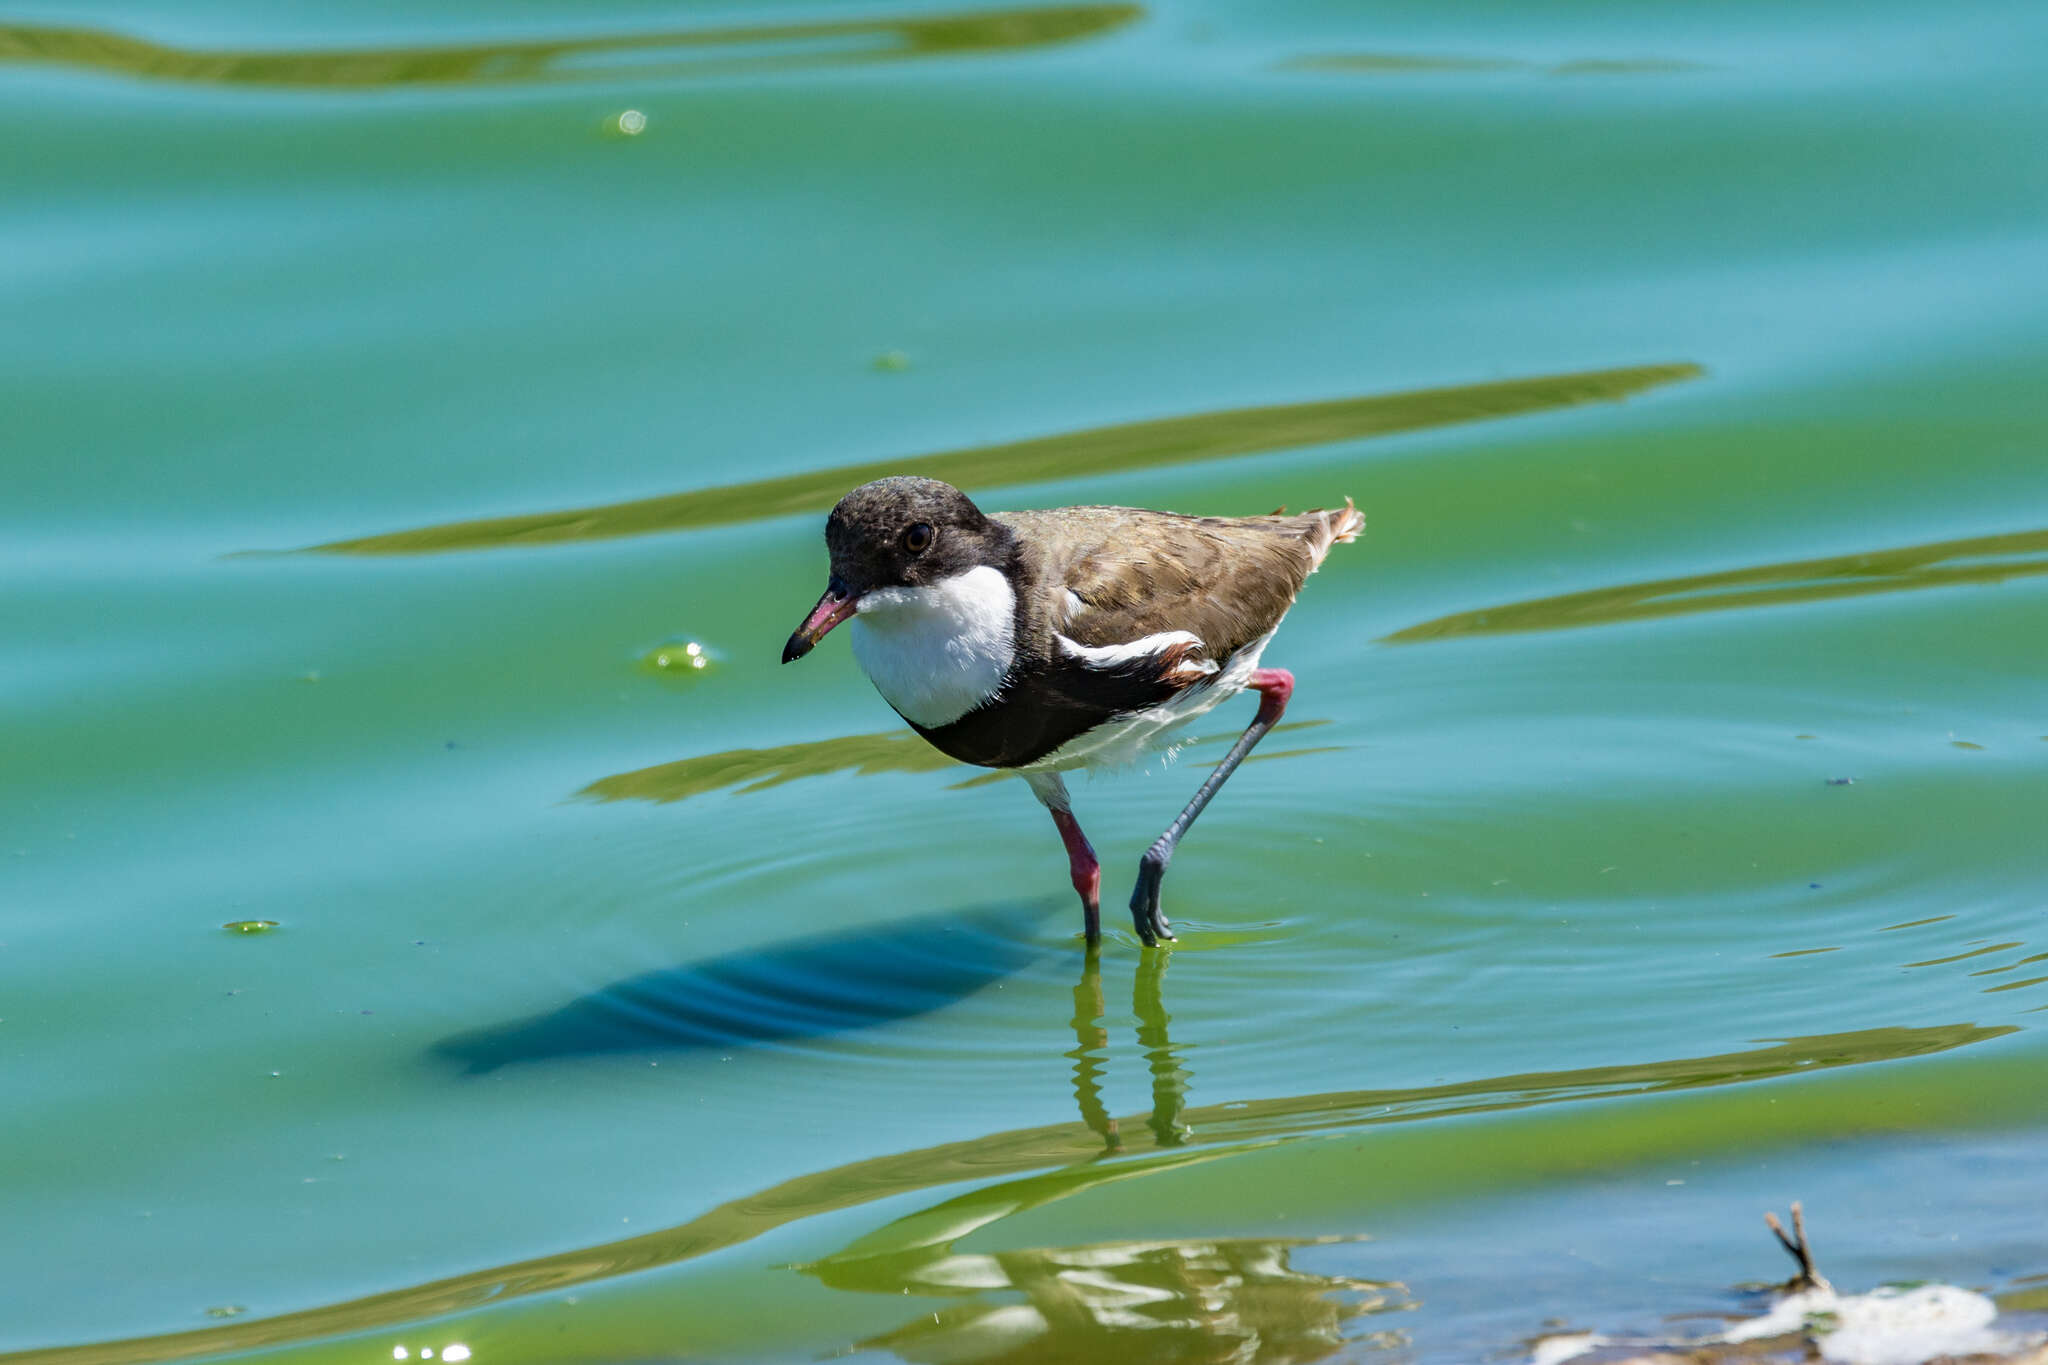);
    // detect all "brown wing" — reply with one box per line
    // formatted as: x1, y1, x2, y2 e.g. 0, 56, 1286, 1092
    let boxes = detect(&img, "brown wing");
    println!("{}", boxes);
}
998, 504, 1357, 665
